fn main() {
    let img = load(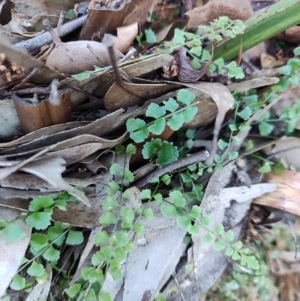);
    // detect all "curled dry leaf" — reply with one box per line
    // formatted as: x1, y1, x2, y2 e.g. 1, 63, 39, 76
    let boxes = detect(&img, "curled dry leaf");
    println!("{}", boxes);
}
112, 22, 138, 53
253, 170, 300, 217
20, 157, 91, 206
45, 40, 123, 75
175, 47, 213, 82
